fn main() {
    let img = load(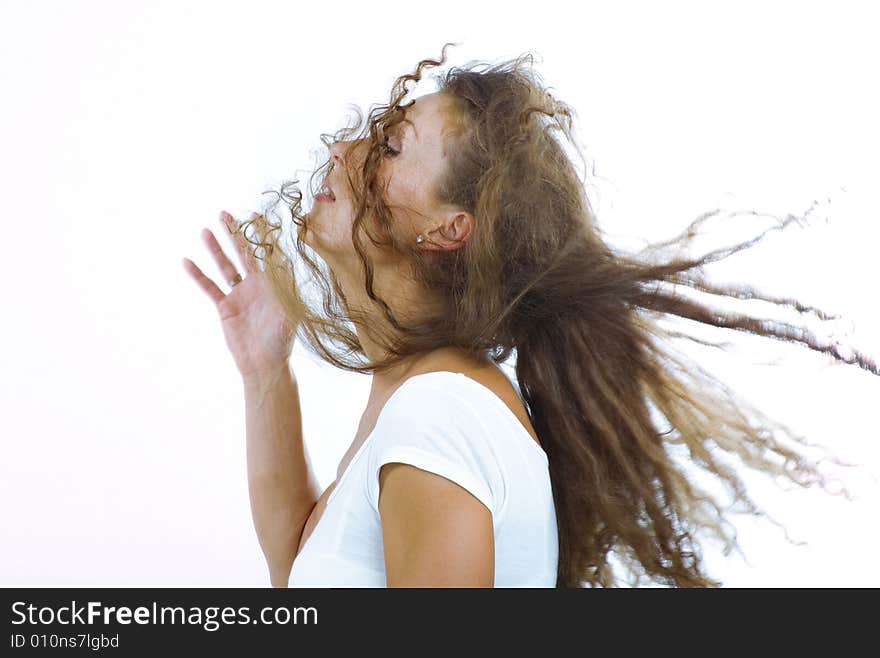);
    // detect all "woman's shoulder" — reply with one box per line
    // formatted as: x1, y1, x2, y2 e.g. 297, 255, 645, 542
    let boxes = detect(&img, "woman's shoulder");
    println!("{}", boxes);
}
363, 367, 512, 520
371, 367, 546, 470
391, 352, 544, 452
363, 359, 550, 523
